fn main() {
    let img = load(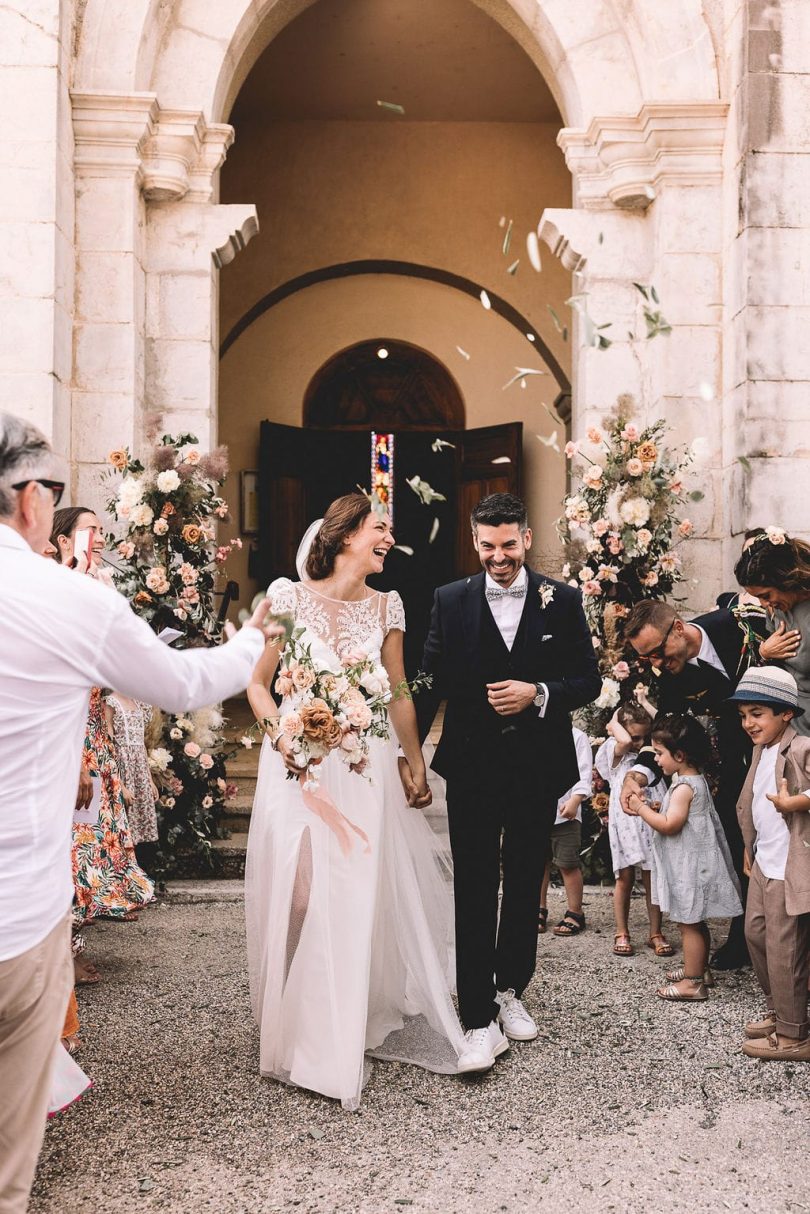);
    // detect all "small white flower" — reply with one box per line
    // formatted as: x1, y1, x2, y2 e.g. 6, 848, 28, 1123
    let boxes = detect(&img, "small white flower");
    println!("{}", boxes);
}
766, 526, 786, 545
240, 735, 254, 749
538, 584, 555, 609
594, 677, 621, 710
